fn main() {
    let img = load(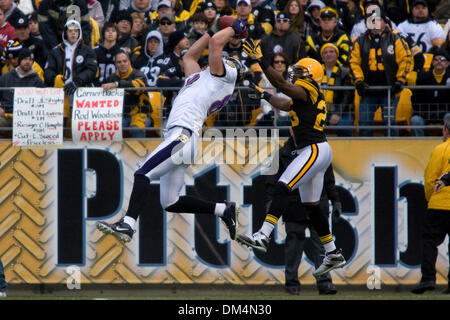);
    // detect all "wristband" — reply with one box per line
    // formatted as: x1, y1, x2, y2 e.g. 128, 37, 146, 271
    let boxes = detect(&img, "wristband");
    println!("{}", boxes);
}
261, 91, 273, 101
